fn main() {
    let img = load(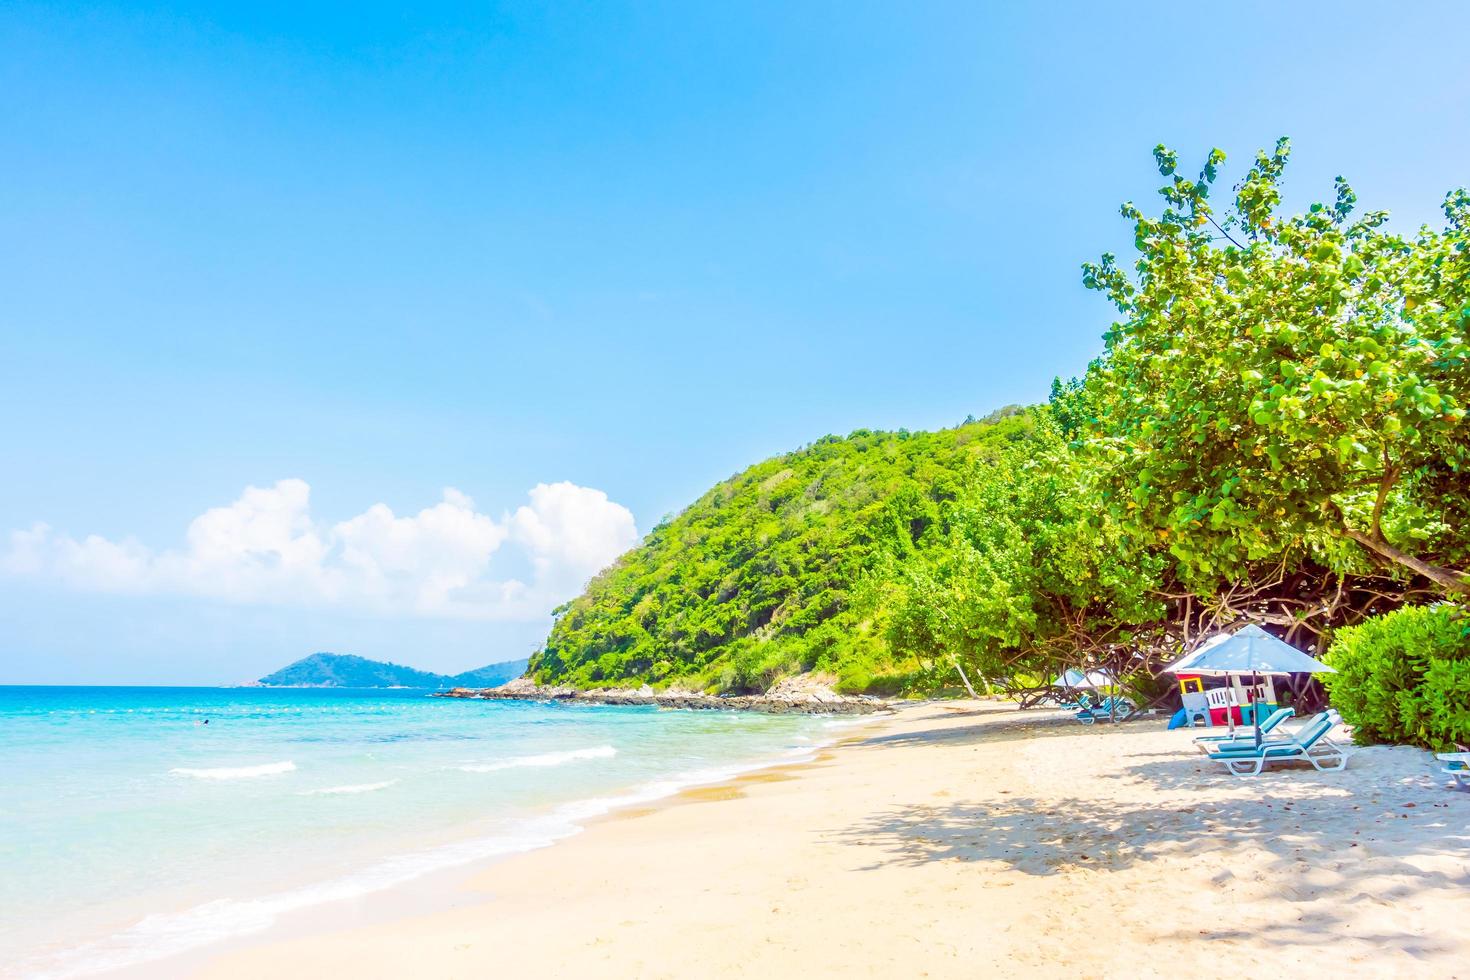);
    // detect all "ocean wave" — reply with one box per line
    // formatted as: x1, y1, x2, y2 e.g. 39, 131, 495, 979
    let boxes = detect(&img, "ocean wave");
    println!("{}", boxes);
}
169, 761, 297, 780
456, 745, 616, 773
18, 822, 570, 980
21, 739, 821, 980
300, 780, 397, 796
